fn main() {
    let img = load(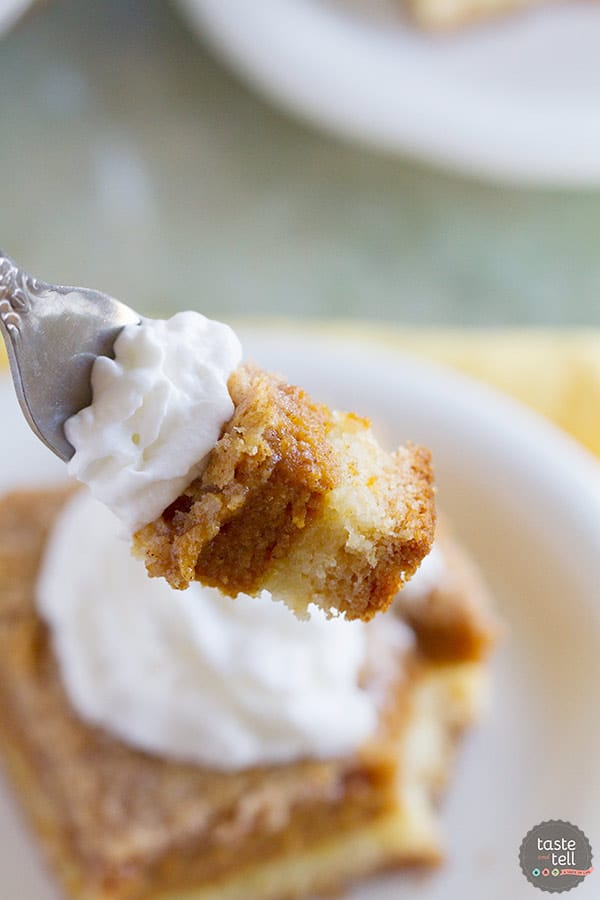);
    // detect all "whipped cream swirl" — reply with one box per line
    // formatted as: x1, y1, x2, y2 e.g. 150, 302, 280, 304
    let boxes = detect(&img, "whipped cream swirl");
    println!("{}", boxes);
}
65, 311, 241, 532
37, 490, 389, 770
